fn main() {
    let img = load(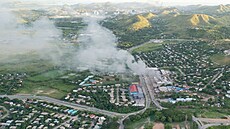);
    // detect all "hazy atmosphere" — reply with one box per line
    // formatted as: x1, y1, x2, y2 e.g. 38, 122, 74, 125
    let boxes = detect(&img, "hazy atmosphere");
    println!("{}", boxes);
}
1, 0, 229, 6
0, 1, 229, 129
